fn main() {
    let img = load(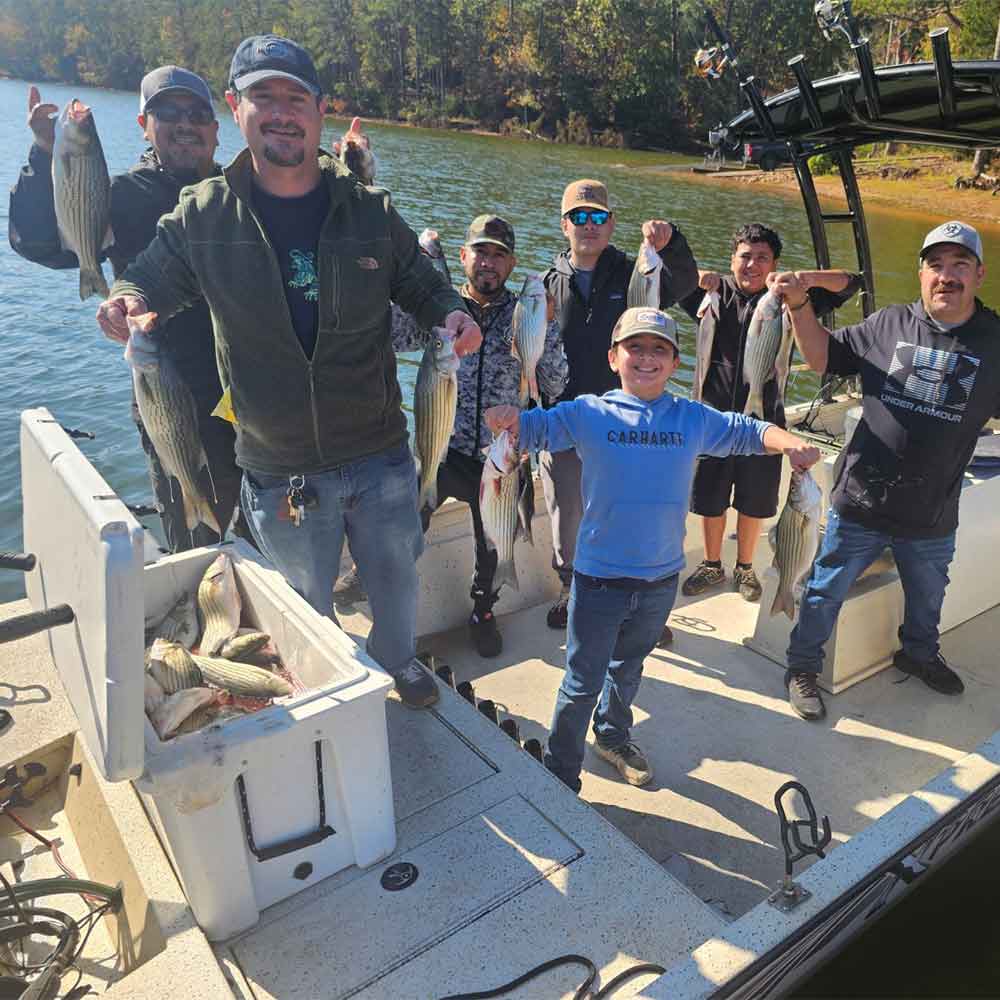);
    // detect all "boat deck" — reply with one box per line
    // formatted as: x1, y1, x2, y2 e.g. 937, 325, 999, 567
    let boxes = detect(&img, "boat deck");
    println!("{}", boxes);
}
339, 568, 1000, 925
